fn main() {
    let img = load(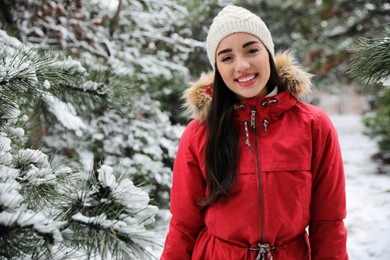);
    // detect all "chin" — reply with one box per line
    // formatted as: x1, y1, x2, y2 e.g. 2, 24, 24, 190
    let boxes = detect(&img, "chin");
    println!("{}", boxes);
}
236, 93, 256, 100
